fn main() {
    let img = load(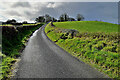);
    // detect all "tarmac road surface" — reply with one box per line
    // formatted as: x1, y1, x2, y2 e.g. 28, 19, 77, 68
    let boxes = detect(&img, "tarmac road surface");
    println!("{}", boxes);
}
15, 24, 109, 78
